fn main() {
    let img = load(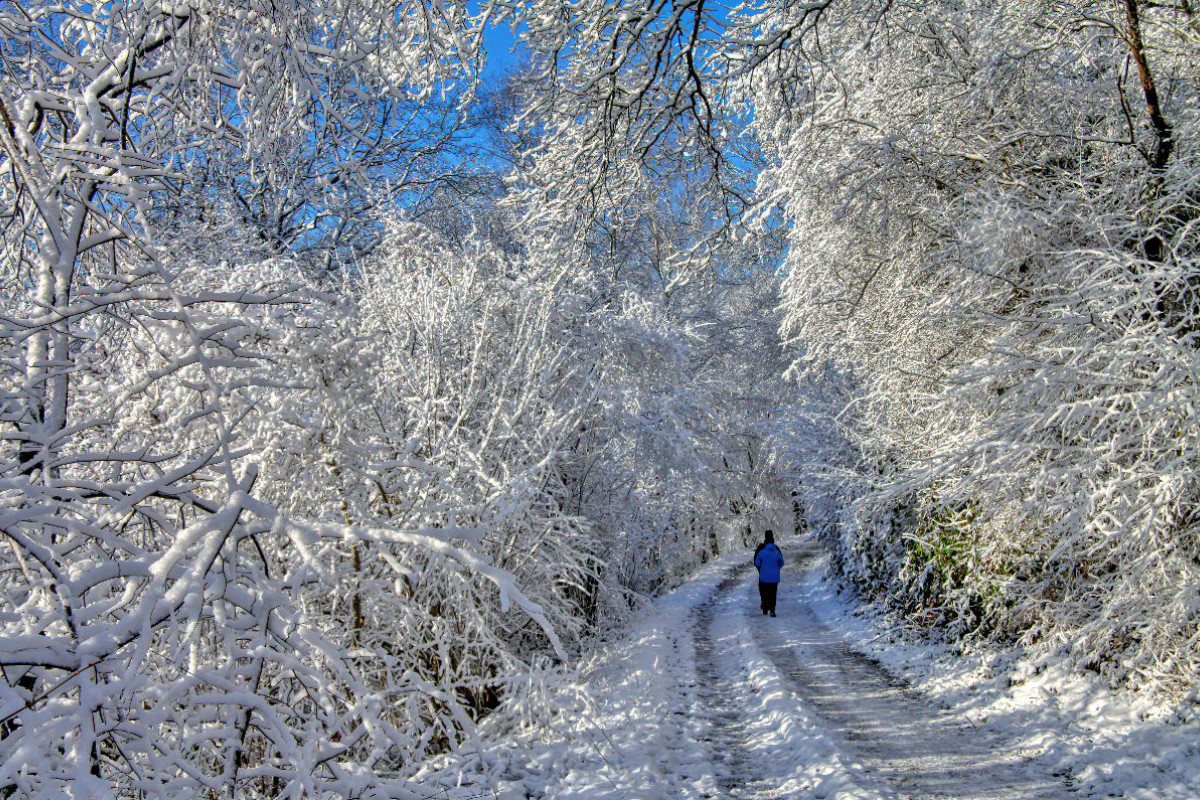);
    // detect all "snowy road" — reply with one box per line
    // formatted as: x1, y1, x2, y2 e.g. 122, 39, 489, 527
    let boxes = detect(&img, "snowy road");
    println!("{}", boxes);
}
417, 540, 1199, 800
693, 544, 1059, 799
